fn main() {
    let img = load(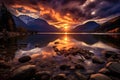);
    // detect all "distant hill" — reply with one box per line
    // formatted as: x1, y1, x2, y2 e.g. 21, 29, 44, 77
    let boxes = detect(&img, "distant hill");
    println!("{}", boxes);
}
27, 18, 59, 32
95, 16, 120, 33
72, 21, 100, 32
